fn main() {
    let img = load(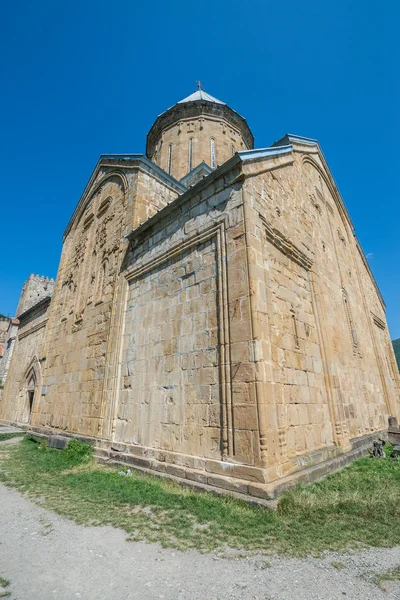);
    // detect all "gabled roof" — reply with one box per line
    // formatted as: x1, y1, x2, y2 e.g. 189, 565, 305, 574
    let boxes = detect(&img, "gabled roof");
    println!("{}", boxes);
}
63, 154, 186, 239
180, 161, 213, 188
177, 90, 226, 105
